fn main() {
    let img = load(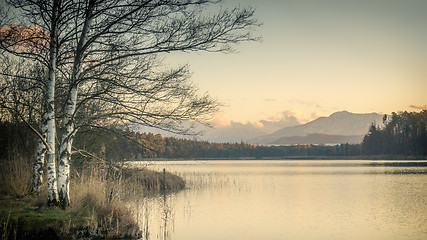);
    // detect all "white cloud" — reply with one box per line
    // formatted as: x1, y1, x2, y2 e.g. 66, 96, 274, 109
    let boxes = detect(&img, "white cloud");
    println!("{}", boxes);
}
210, 112, 231, 128
210, 109, 327, 134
